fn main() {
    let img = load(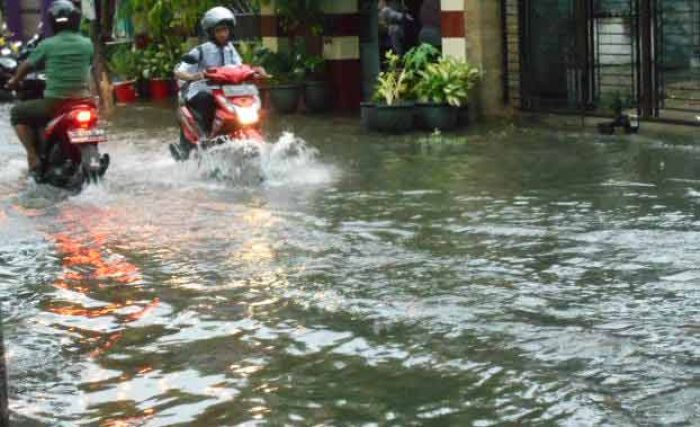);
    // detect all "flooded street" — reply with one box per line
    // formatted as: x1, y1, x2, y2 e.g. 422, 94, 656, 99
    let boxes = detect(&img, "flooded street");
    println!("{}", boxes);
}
1, 103, 698, 425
